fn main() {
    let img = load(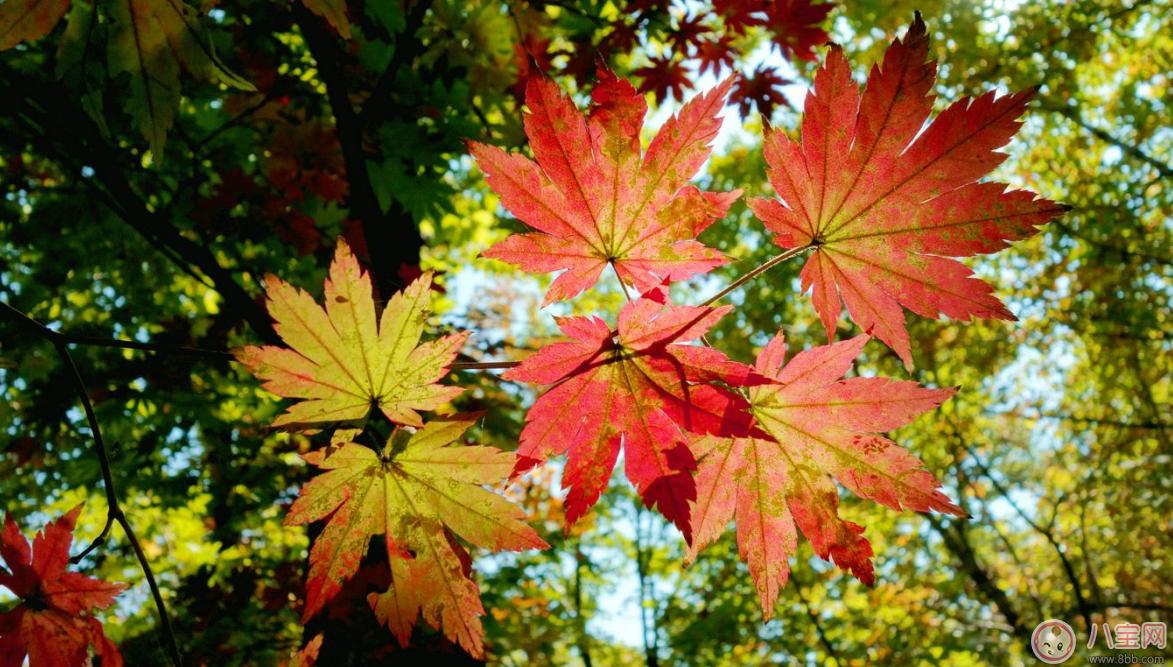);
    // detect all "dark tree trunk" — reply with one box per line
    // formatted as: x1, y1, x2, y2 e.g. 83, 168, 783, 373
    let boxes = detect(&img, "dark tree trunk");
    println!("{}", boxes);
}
293, 4, 483, 663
